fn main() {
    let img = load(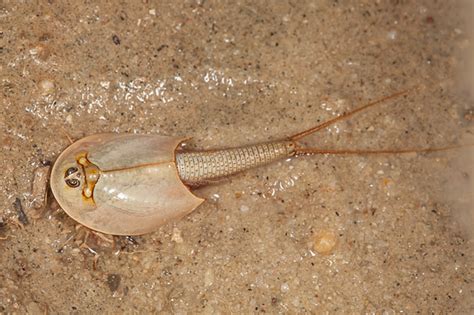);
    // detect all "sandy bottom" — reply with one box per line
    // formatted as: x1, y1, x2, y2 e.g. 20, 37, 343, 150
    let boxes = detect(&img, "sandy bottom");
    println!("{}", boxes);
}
1, 1, 473, 313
